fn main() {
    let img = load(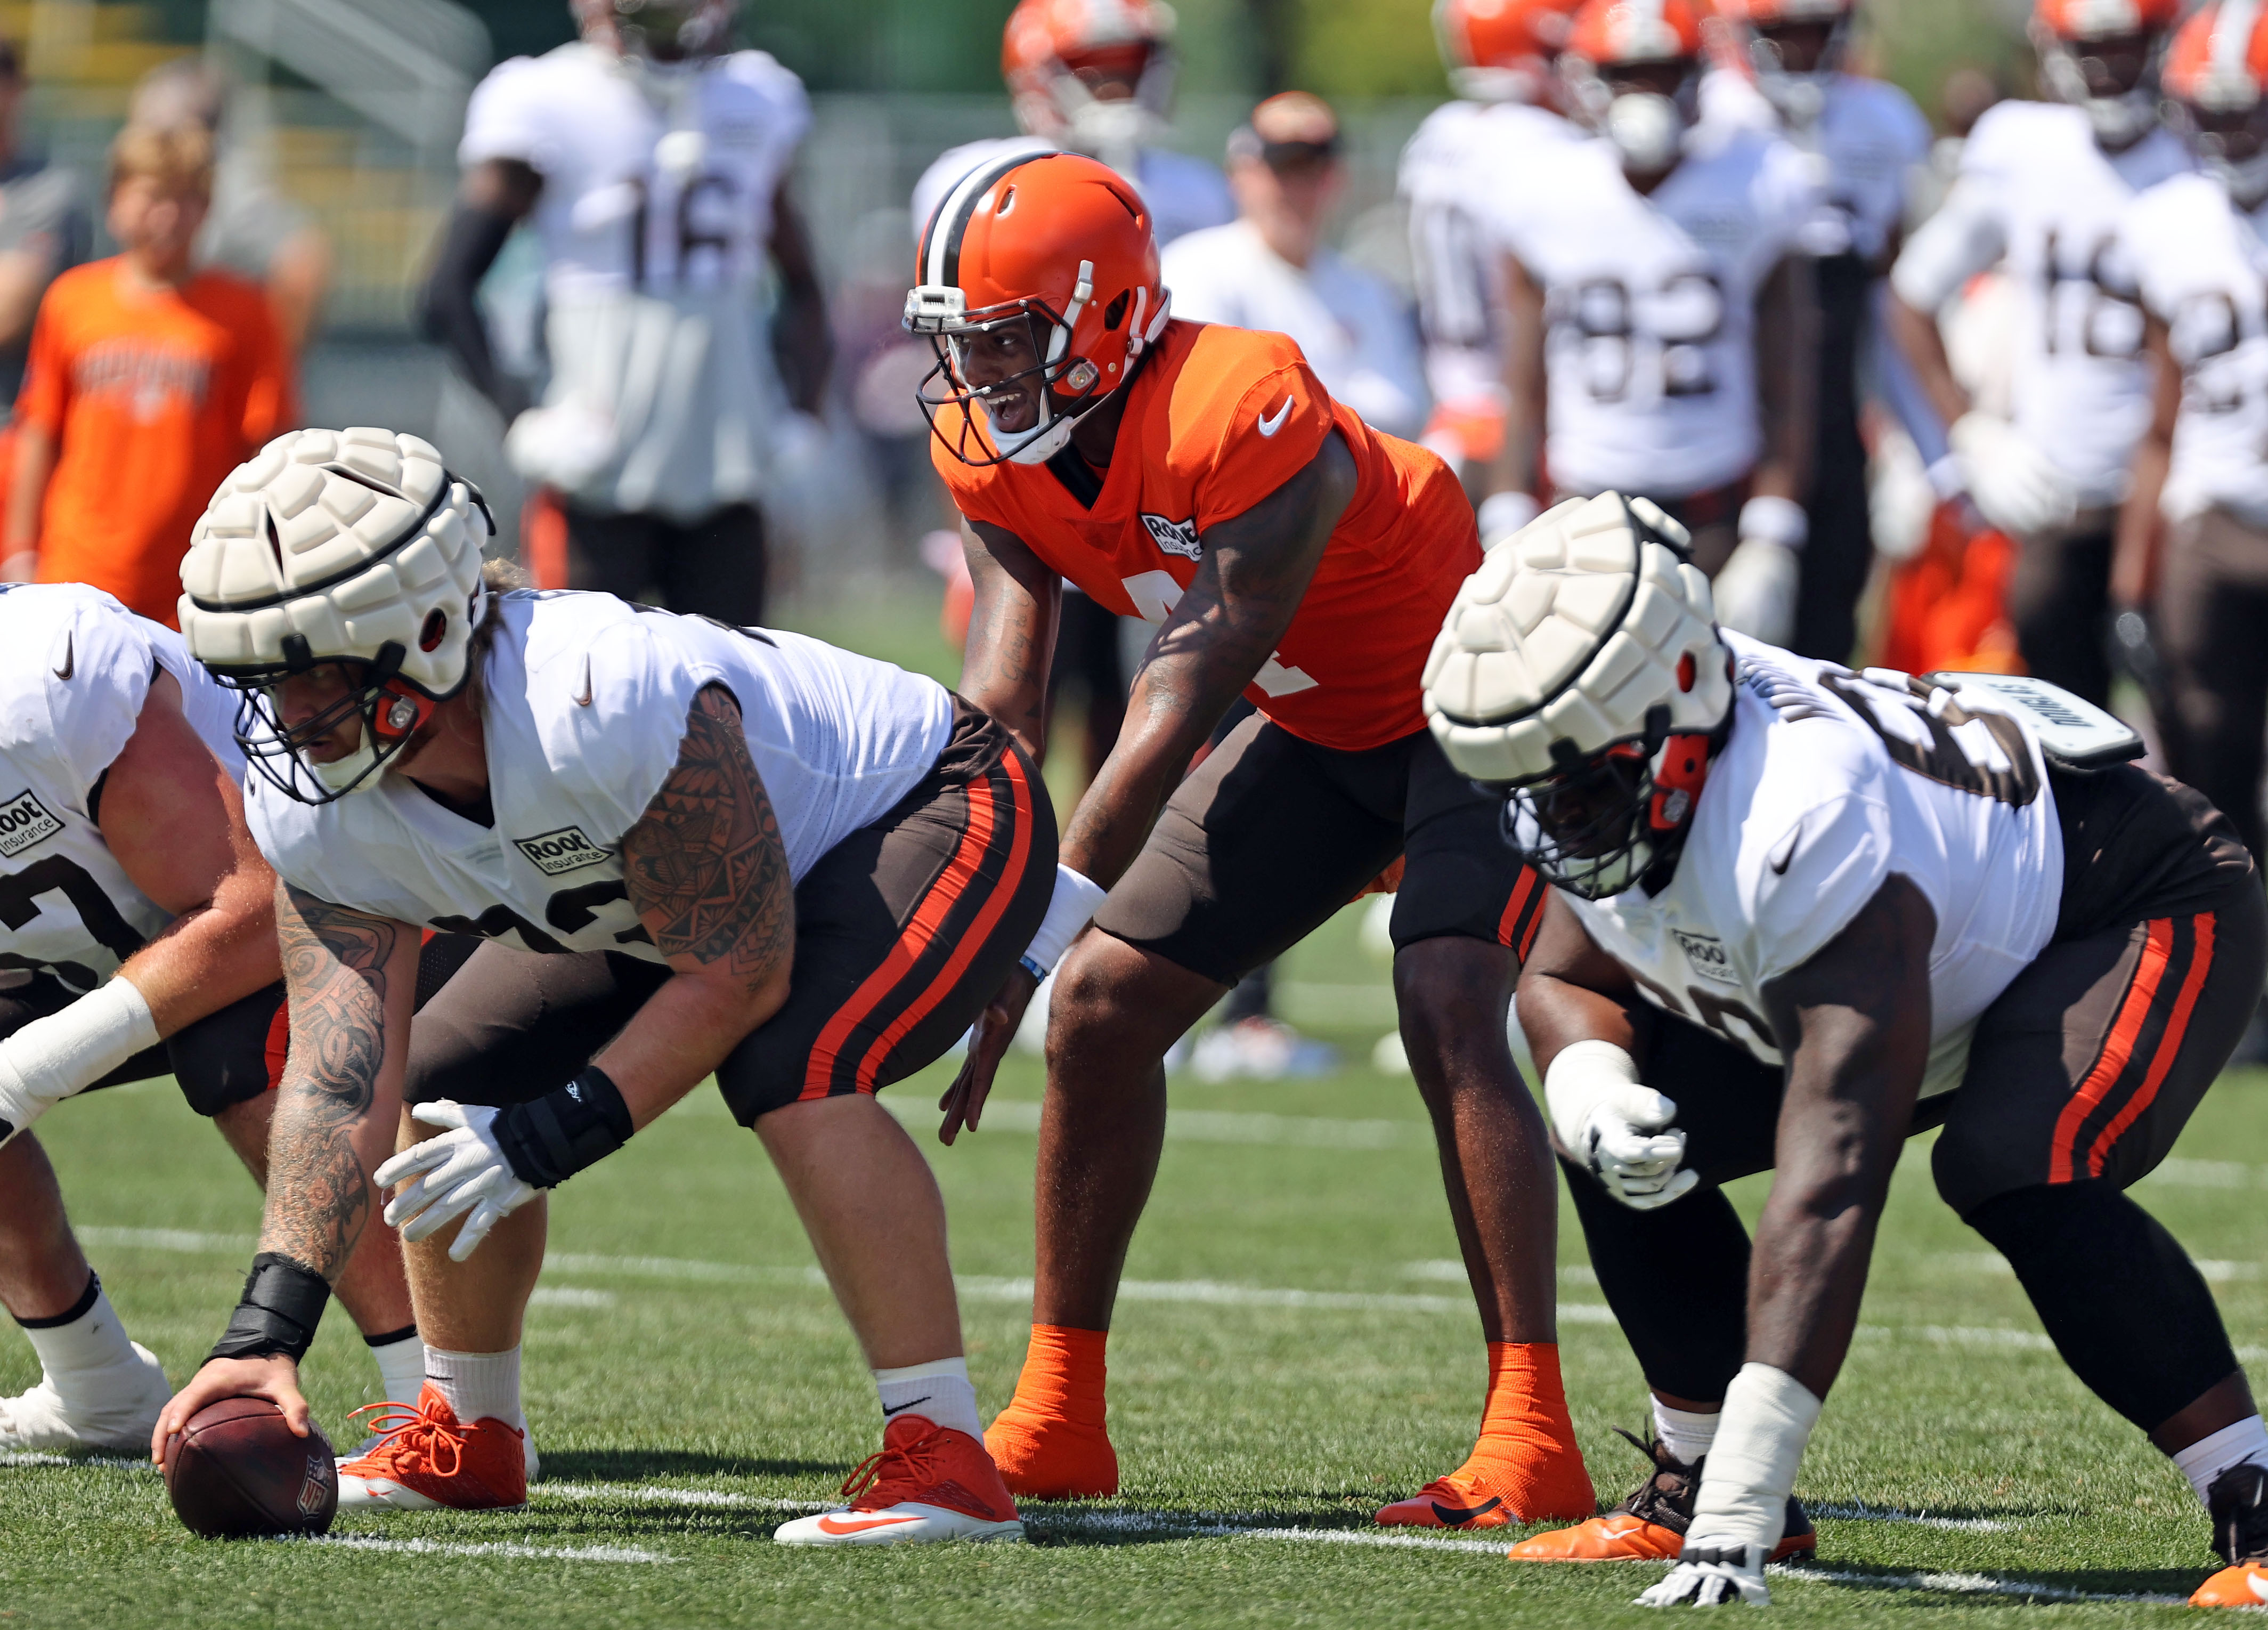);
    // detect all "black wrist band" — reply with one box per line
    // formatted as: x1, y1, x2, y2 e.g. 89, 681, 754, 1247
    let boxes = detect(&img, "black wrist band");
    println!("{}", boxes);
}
208, 1253, 330, 1364
493, 1065, 634, 1190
